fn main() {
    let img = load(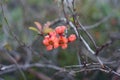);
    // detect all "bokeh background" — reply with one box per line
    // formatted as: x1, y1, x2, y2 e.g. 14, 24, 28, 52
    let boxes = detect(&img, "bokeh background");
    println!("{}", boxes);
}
0, 0, 120, 80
